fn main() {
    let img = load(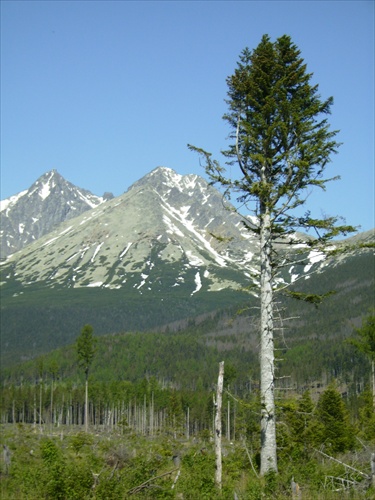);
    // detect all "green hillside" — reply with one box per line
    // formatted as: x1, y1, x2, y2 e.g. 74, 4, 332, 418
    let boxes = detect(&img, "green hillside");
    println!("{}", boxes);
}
2, 250, 374, 391
1, 249, 374, 499
0, 281, 249, 367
